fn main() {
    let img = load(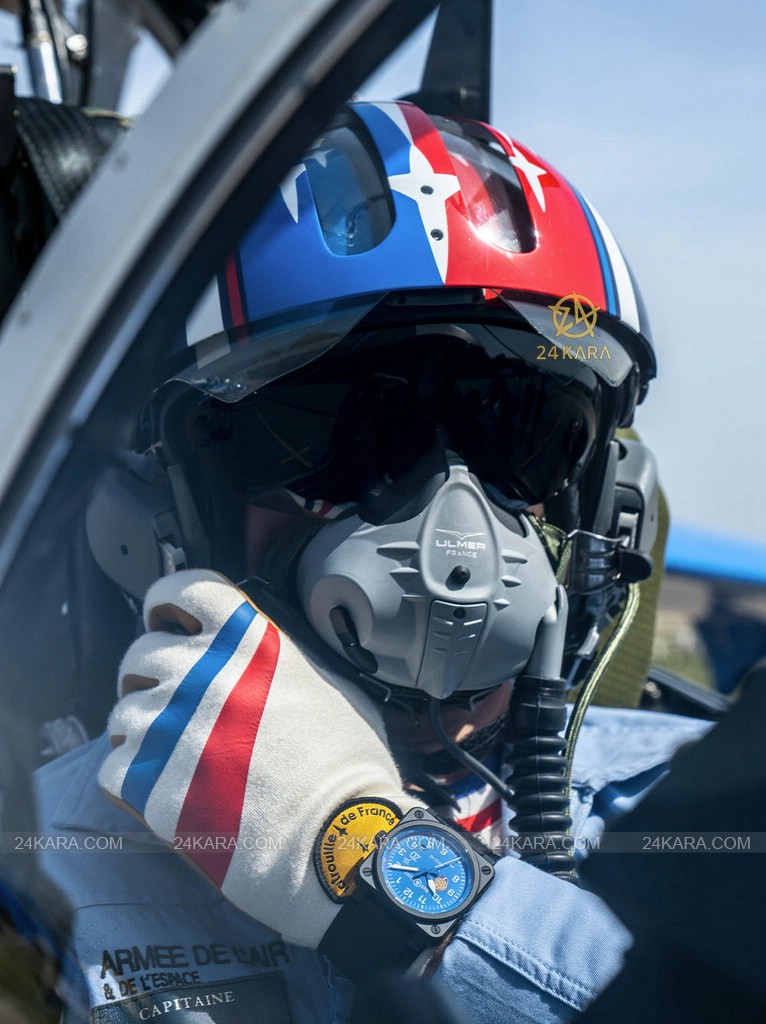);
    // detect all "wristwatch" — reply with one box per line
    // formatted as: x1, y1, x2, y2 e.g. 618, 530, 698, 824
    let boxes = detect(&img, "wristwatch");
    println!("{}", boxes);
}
317, 805, 495, 983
